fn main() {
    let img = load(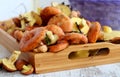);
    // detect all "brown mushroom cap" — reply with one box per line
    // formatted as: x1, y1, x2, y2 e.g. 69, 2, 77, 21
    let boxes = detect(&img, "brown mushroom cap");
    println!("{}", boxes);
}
15, 59, 28, 71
